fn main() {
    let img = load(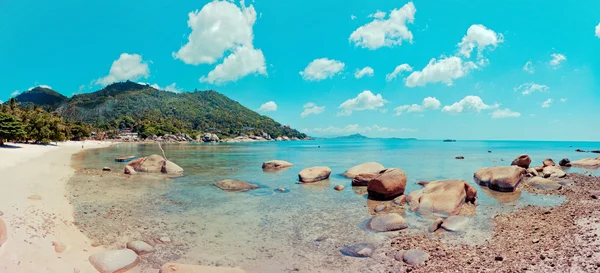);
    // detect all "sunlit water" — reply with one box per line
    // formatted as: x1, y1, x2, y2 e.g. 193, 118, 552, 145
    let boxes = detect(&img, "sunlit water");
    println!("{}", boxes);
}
72, 139, 599, 272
